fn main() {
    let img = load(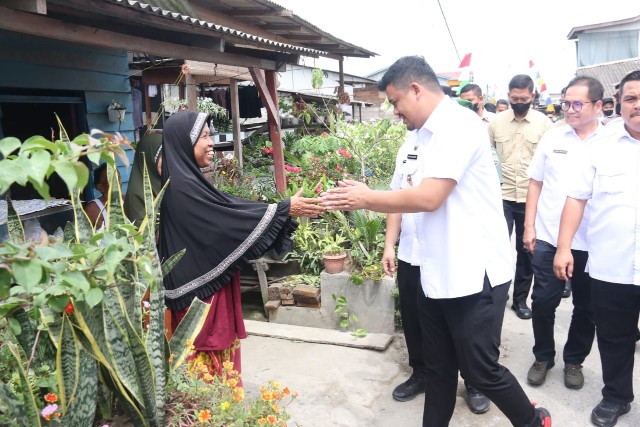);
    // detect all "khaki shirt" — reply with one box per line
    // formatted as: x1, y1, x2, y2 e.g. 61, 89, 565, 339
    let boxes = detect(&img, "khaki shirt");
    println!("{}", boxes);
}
489, 109, 552, 202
